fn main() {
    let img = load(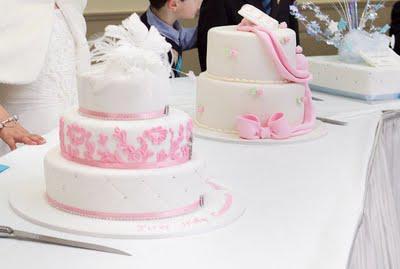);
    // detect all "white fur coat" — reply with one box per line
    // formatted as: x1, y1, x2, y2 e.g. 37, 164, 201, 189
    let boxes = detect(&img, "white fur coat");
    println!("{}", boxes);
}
0, 0, 89, 84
